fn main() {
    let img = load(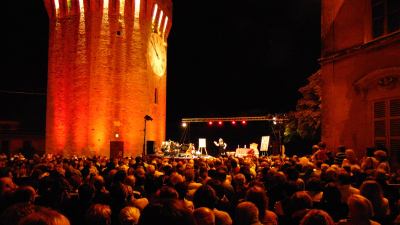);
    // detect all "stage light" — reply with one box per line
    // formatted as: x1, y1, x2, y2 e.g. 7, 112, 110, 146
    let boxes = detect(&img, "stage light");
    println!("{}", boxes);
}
231, 121, 236, 125
115, 133, 119, 138
218, 121, 223, 125
241, 120, 246, 124
273, 121, 277, 125
208, 121, 213, 125
182, 122, 187, 127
